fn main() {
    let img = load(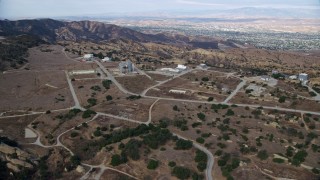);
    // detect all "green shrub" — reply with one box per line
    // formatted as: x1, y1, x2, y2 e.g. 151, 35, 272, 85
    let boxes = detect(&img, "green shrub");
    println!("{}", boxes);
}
175, 139, 193, 150
102, 80, 112, 89
106, 95, 113, 101
202, 77, 209, 81
172, 166, 191, 179
82, 109, 96, 118
87, 98, 97, 106
147, 159, 159, 170
110, 153, 127, 166
225, 109, 235, 116
70, 132, 78, 138
168, 161, 176, 167
272, 158, 285, 163
257, 150, 268, 160
197, 113, 206, 121
278, 96, 286, 103
196, 137, 205, 144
